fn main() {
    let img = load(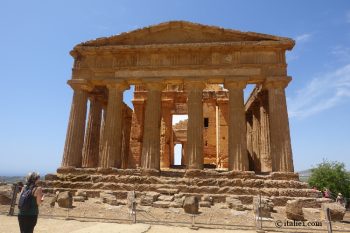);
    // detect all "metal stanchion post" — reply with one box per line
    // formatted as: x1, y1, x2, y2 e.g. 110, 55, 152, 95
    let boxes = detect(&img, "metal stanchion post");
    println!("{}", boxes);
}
325, 207, 333, 233
256, 193, 265, 233
130, 190, 136, 224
